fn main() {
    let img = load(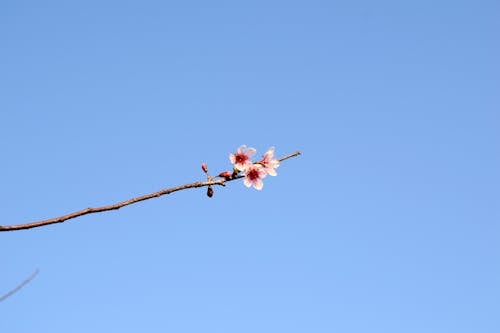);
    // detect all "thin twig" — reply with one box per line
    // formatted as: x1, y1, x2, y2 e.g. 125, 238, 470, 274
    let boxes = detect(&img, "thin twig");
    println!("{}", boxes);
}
278, 151, 301, 162
0, 151, 301, 232
0, 269, 39, 302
